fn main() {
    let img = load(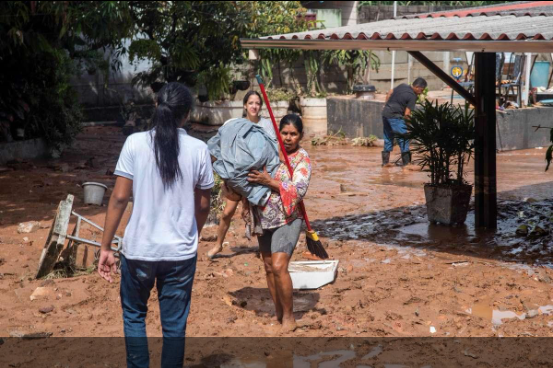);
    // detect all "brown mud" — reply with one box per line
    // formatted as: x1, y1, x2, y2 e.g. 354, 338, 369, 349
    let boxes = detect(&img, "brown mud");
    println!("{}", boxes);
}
0, 126, 552, 339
